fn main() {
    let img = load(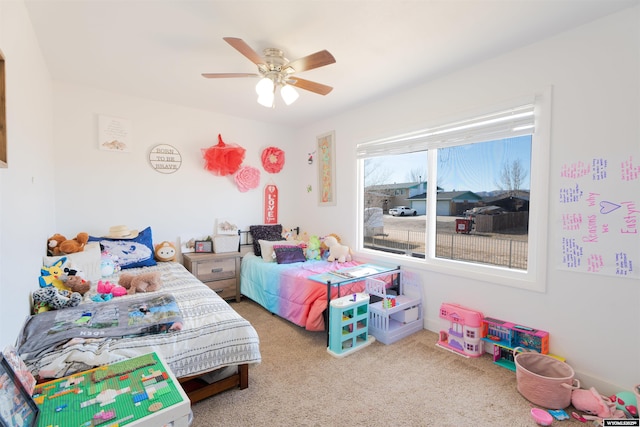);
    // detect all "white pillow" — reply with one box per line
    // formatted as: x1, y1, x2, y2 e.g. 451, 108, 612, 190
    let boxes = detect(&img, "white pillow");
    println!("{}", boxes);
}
258, 239, 299, 262
42, 242, 102, 282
